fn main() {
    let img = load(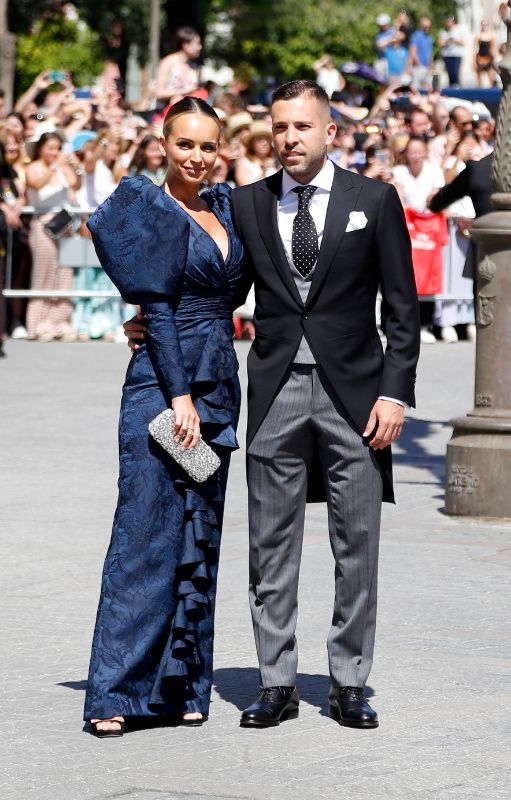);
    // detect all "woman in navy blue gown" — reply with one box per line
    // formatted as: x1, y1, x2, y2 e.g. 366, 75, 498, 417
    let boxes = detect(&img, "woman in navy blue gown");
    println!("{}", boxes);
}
83, 98, 248, 736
